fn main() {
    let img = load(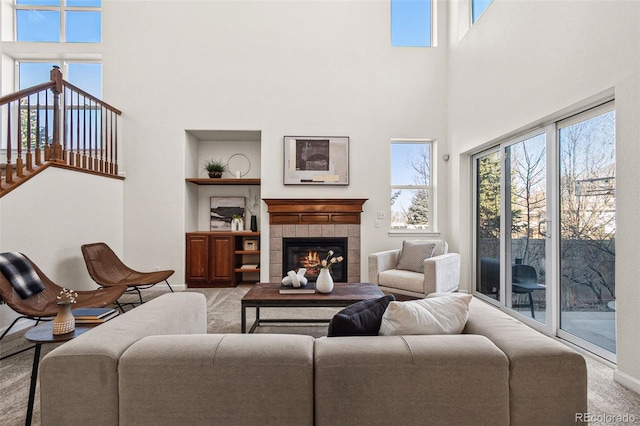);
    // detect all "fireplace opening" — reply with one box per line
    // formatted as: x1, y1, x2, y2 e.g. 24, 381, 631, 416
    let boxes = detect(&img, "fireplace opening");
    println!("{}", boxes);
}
283, 237, 347, 282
